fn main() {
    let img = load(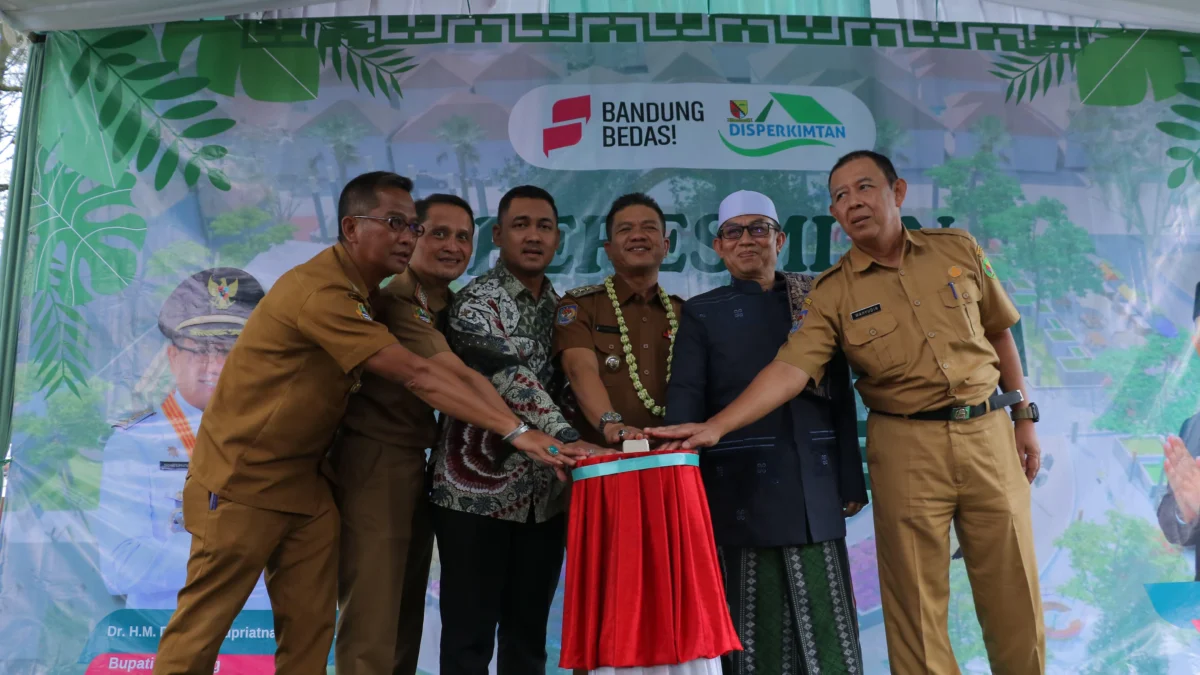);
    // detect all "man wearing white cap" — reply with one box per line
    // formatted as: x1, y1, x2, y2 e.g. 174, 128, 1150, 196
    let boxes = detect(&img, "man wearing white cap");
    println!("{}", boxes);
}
660, 189, 868, 674
652, 152, 1045, 674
